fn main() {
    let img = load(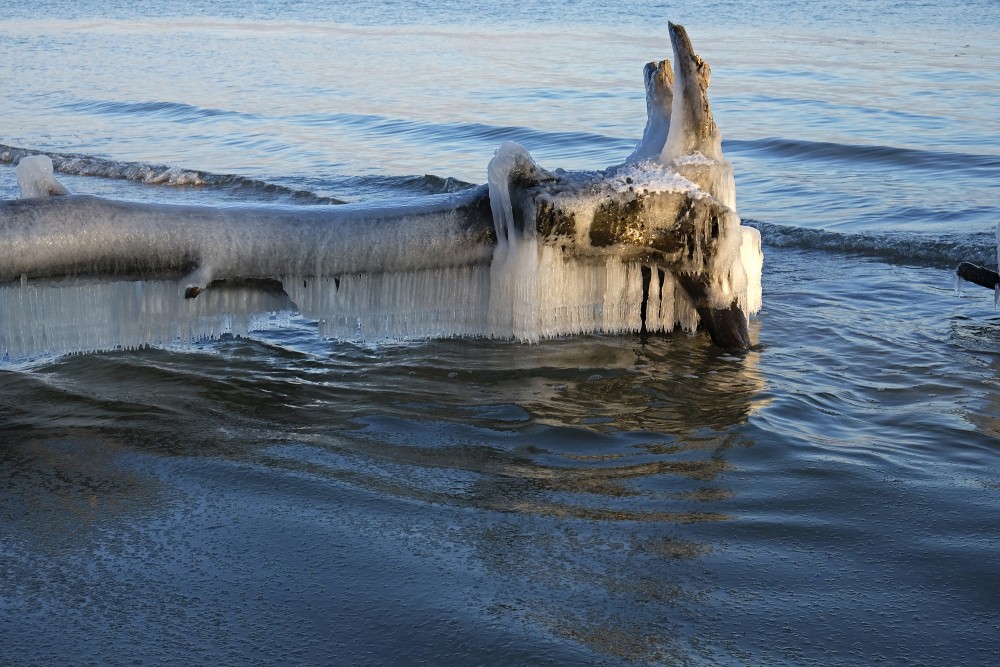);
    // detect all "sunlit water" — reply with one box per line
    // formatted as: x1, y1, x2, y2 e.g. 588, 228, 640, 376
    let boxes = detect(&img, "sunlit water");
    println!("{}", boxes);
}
2, 1, 999, 665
